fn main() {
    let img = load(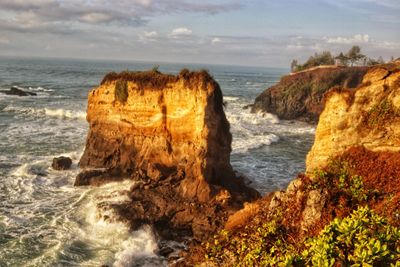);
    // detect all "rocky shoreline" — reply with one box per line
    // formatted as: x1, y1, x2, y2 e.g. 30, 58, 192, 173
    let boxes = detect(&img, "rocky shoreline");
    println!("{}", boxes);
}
73, 61, 400, 266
